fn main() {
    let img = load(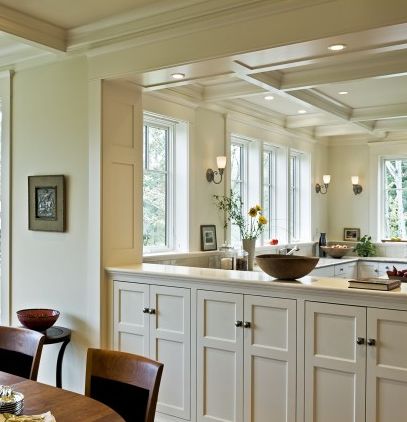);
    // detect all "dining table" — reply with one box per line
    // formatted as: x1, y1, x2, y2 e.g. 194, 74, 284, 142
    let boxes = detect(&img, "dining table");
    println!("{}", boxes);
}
0, 371, 124, 421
